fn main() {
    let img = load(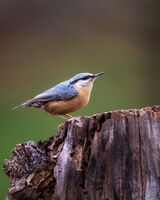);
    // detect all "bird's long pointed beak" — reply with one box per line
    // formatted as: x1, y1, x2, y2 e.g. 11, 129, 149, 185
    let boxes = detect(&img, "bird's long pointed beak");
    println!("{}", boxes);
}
94, 72, 104, 78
